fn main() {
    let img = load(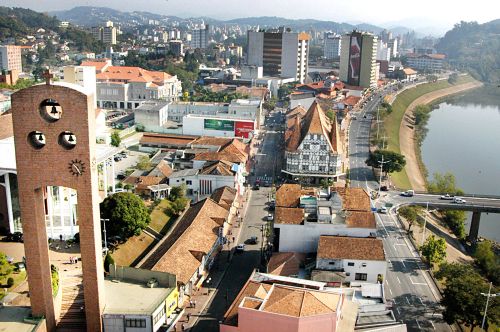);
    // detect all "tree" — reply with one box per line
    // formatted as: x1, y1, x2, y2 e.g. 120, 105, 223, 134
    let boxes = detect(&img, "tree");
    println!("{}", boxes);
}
436, 262, 500, 330
167, 197, 189, 216
366, 150, 406, 174
420, 235, 447, 265
123, 183, 133, 192
136, 155, 152, 171
169, 185, 186, 201
427, 172, 464, 195
104, 253, 114, 273
448, 73, 459, 84
475, 240, 500, 284
100, 192, 151, 240
110, 131, 121, 147
442, 210, 466, 239
413, 105, 431, 126
398, 206, 420, 231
